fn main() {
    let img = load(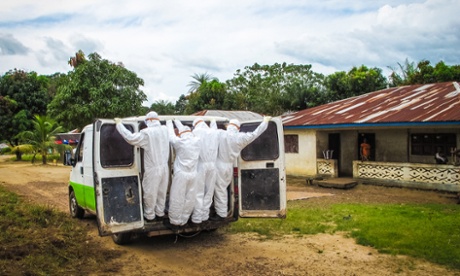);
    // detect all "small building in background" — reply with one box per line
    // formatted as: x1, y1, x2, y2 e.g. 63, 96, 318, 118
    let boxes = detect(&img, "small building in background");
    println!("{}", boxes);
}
282, 82, 460, 192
